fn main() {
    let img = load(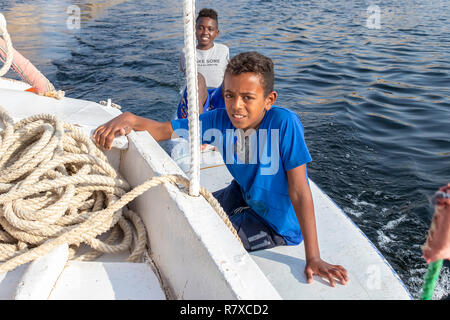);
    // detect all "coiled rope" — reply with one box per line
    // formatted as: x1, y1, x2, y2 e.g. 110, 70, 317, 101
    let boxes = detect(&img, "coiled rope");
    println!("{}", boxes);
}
0, 106, 242, 274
